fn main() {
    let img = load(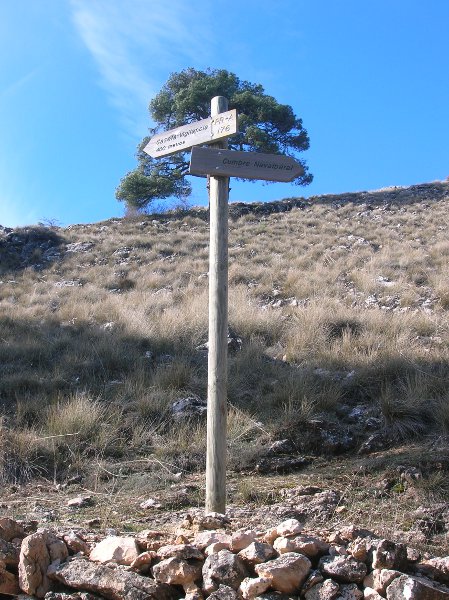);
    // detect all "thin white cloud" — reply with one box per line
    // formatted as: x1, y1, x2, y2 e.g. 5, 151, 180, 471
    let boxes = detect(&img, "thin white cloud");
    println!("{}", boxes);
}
0, 68, 40, 100
70, 0, 213, 138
